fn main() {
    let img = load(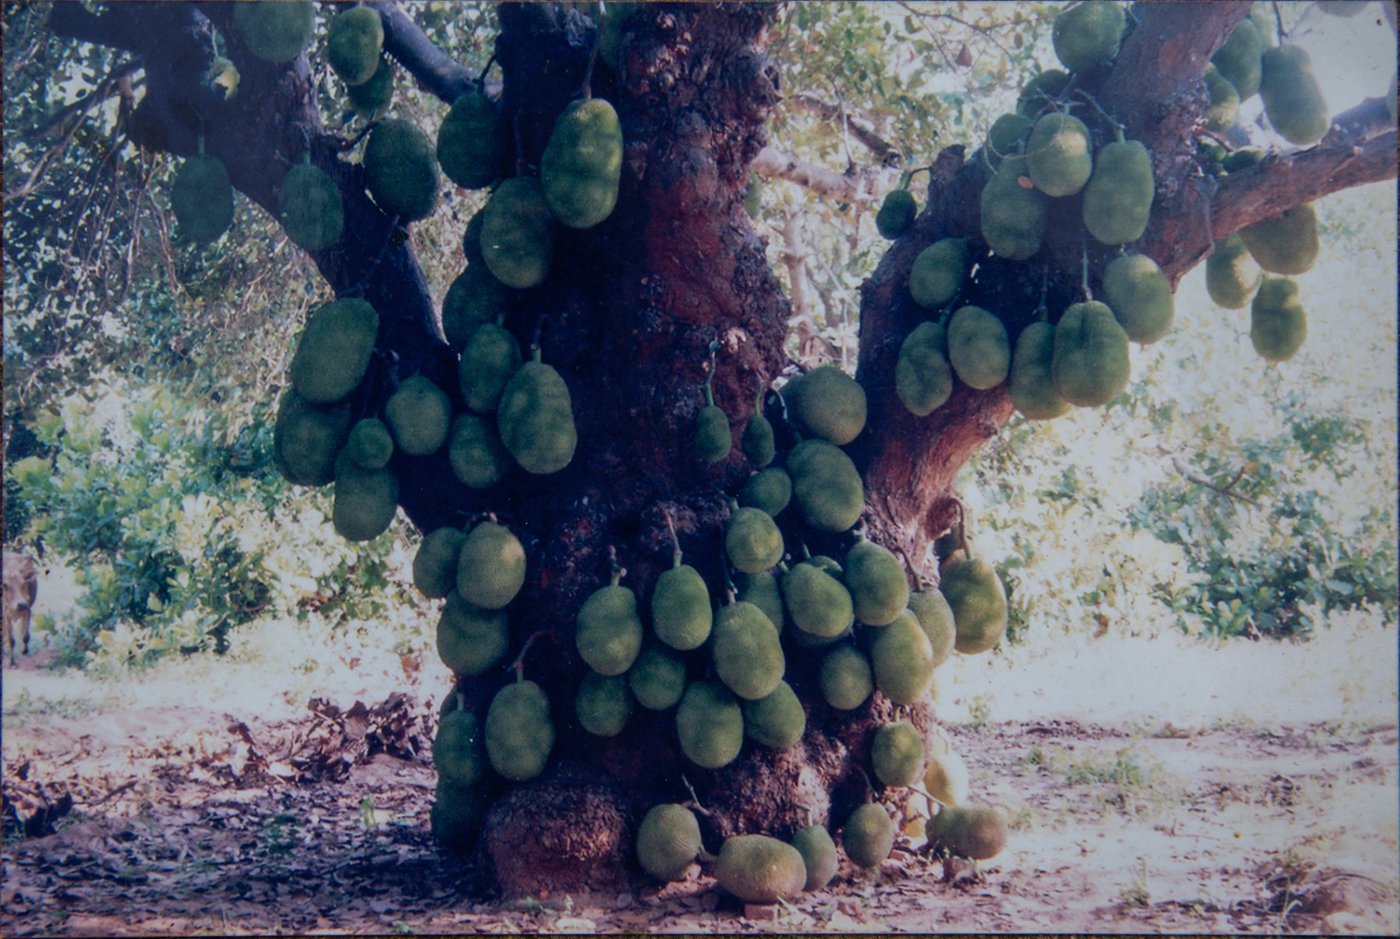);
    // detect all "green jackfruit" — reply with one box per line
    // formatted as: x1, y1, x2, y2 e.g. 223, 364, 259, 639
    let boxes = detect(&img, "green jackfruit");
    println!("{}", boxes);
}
497, 360, 577, 475
737, 570, 784, 633
442, 265, 508, 353
385, 375, 451, 456
743, 171, 763, 219
789, 440, 865, 533
332, 451, 398, 542
928, 806, 1008, 860
436, 592, 509, 676
791, 825, 839, 890
575, 671, 633, 737
695, 405, 731, 464
982, 113, 1032, 171
1052, 300, 1130, 407
346, 415, 393, 469
272, 390, 350, 487
843, 803, 894, 869
456, 522, 526, 610
980, 155, 1046, 260
1317, 1, 1366, 15
715, 835, 807, 903
743, 680, 805, 749
576, 582, 644, 676
651, 564, 713, 651
327, 6, 384, 86
1221, 147, 1266, 174
941, 557, 1009, 654
1250, 3, 1276, 46
784, 365, 867, 445
1250, 277, 1307, 362
908, 589, 956, 669
872, 720, 925, 787
481, 177, 555, 289
437, 93, 504, 190
279, 162, 343, 252
447, 414, 511, 490
291, 298, 379, 405
1009, 321, 1072, 420
783, 559, 855, 639
739, 467, 791, 517
628, 646, 687, 710
725, 507, 784, 574
870, 610, 936, 705
1260, 45, 1330, 147
541, 98, 623, 229
845, 540, 910, 627
896, 322, 954, 417
1026, 112, 1093, 197
1082, 140, 1154, 245
1238, 203, 1318, 275
1205, 233, 1261, 308
431, 778, 486, 848
1204, 65, 1241, 134
484, 680, 554, 781
909, 238, 969, 309
947, 305, 1011, 391
742, 407, 775, 468
348, 56, 394, 119
1017, 69, 1071, 118
676, 680, 743, 769
821, 644, 873, 709
712, 601, 786, 700
636, 804, 702, 882
413, 527, 466, 599
434, 709, 483, 786
1052, 1, 1125, 73
232, 1, 314, 63
172, 155, 234, 243
924, 738, 970, 806
364, 118, 439, 222
1213, 18, 1264, 100
1102, 253, 1174, 344
876, 189, 917, 239
459, 323, 523, 414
